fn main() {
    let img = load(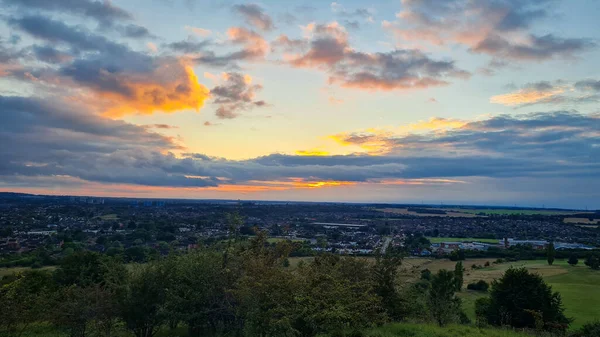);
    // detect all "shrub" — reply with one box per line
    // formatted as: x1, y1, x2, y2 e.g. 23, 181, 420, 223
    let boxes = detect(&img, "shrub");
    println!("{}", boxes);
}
467, 280, 489, 292
478, 267, 570, 332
